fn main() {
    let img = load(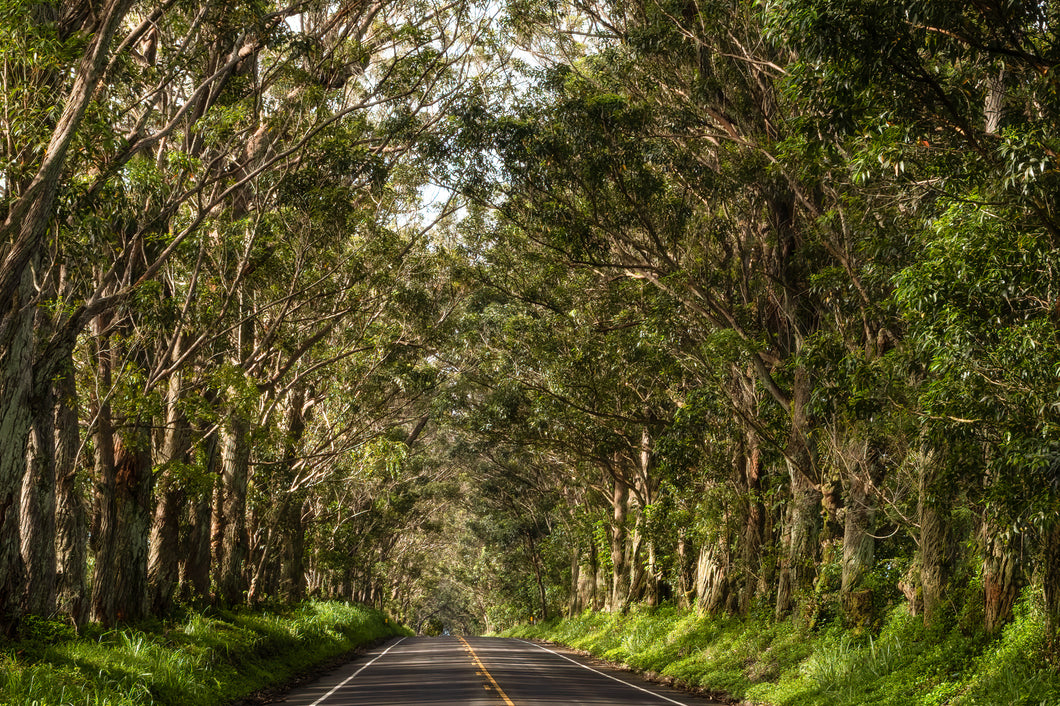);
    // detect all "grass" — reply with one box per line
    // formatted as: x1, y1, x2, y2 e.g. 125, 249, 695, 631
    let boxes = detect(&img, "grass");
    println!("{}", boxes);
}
0, 600, 412, 706
504, 593, 1060, 705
